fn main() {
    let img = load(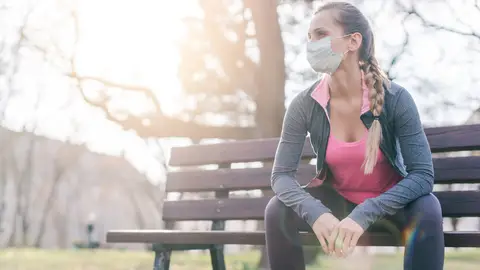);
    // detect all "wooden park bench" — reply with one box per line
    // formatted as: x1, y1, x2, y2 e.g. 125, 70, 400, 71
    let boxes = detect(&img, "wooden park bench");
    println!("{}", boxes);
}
107, 124, 480, 270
